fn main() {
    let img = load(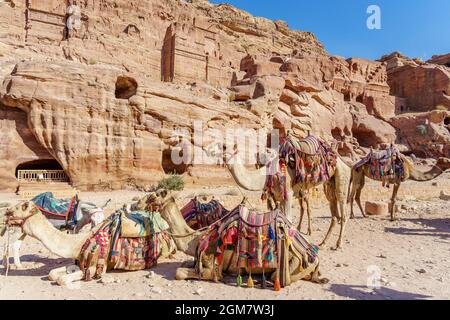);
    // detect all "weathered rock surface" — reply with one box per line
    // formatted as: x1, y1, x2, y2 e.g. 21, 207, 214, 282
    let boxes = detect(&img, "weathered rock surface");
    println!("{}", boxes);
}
0, 0, 448, 191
